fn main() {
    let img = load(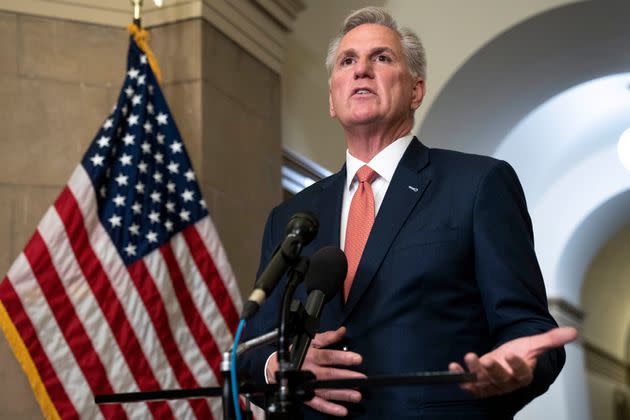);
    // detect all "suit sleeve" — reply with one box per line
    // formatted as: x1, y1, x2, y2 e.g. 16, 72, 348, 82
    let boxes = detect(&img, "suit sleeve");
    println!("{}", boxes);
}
473, 160, 565, 413
237, 207, 281, 386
